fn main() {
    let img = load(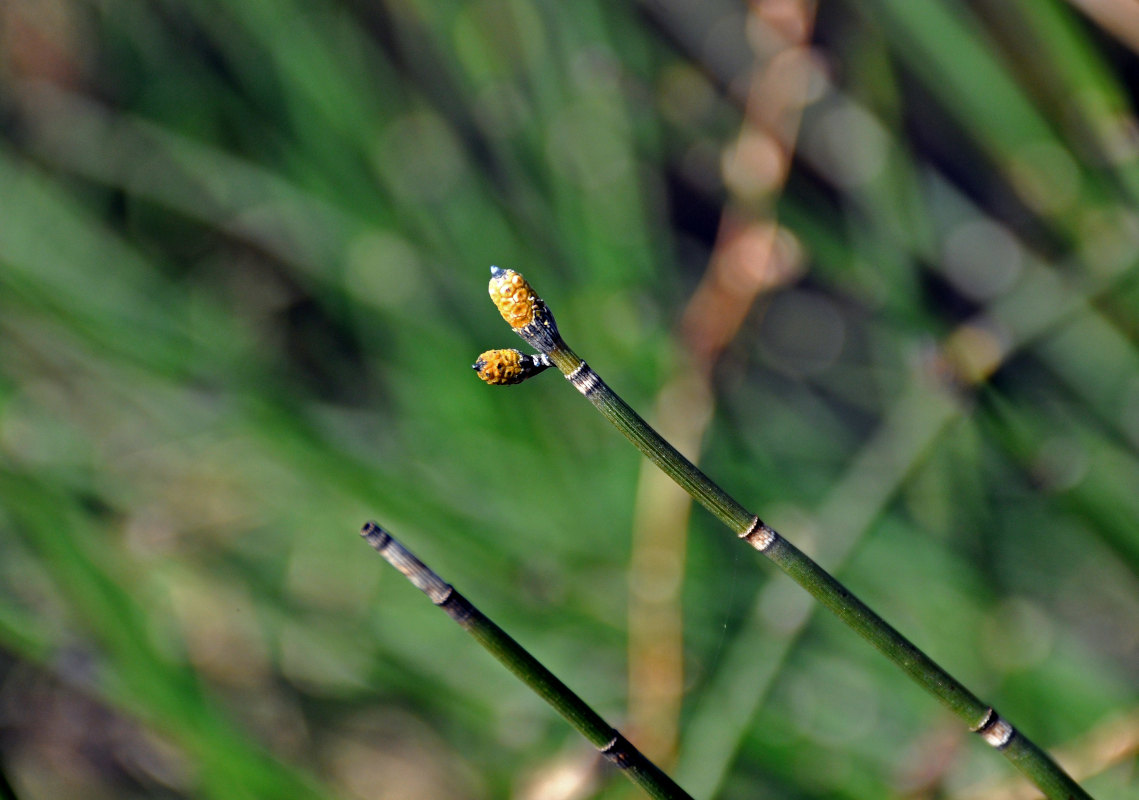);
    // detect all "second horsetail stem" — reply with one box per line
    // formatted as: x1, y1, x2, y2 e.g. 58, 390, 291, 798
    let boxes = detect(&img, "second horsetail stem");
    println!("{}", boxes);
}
360, 523, 694, 800
476, 267, 1092, 800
